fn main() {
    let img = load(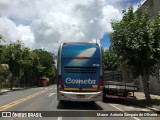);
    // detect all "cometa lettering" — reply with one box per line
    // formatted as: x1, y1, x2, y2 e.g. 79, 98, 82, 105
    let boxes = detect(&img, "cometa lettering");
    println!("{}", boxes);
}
65, 78, 96, 84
